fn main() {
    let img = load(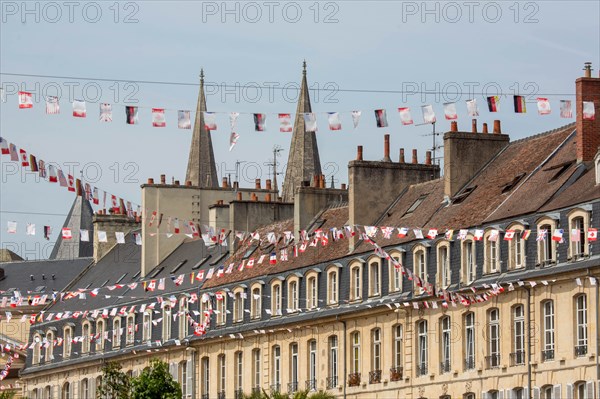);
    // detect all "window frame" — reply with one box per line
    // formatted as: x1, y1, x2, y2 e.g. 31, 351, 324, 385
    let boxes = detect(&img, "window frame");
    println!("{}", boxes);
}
179, 297, 189, 339
462, 237, 476, 284
388, 251, 404, 293
575, 294, 588, 355
413, 246, 428, 295
368, 256, 382, 297
162, 304, 172, 341
250, 283, 262, 319
464, 312, 475, 370
351, 331, 361, 374
142, 310, 152, 341
326, 266, 340, 305
271, 281, 282, 316
484, 230, 501, 274
507, 223, 526, 270
437, 242, 451, 289
95, 319, 105, 351
112, 317, 122, 349
536, 217, 557, 265
126, 313, 135, 345
349, 262, 363, 302
542, 300, 555, 361
305, 270, 320, 310
568, 209, 590, 259
287, 276, 300, 313
63, 326, 73, 359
